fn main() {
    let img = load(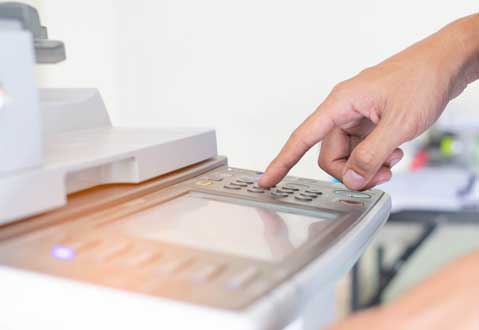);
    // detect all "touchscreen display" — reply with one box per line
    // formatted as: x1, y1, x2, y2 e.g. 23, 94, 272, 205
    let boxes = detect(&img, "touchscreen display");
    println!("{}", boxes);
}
117, 194, 340, 262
